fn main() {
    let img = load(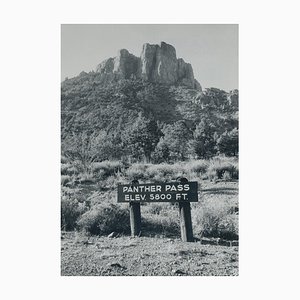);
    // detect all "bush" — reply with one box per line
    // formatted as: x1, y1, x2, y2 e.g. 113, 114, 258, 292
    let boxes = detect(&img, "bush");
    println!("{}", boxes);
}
192, 199, 238, 240
77, 202, 130, 235
185, 160, 208, 174
142, 213, 180, 237
222, 171, 231, 181
142, 203, 172, 215
85, 191, 115, 206
78, 172, 95, 184
92, 161, 124, 178
61, 164, 70, 175
104, 174, 127, 189
207, 156, 238, 180
61, 175, 72, 186
61, 196, 87, 231
61, 163, 78, 176
126, 163, 150, 181
146, 163, 184, 181
61, 155, 68, 164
